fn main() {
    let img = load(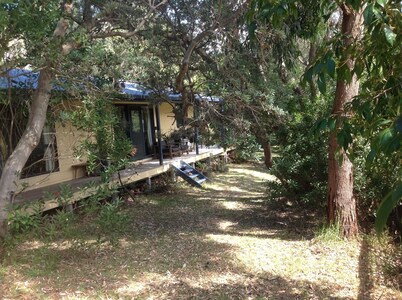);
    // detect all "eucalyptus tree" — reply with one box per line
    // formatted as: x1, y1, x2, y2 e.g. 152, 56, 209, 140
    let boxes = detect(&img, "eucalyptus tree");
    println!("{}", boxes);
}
0, 0, 167, 238
151, 0, 252, 122
249, 0, 361, 237
250, 0, 401, 238
137, 0, 296, 168
202, 26, 298, 168
326, 3, 363, 238
348, 0, 401, 233
304, 0, 401, 235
